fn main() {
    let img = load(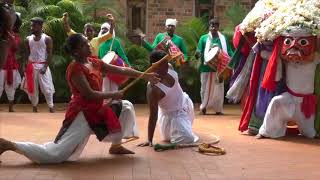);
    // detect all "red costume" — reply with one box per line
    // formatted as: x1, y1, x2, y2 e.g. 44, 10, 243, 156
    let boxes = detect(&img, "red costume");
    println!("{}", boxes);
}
55, 57, 121, 142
